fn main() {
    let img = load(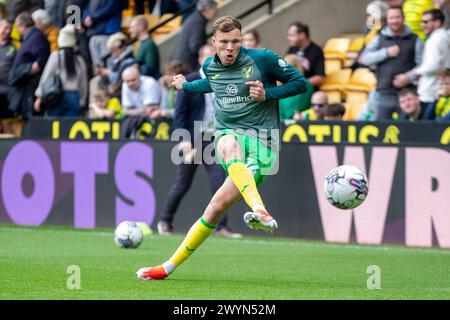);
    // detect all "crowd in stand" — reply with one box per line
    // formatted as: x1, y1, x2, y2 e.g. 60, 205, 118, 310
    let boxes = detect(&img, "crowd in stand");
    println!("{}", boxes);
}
0, 0, 448, 136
